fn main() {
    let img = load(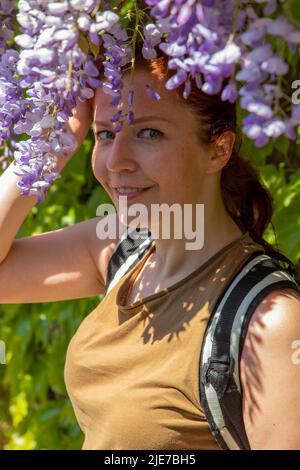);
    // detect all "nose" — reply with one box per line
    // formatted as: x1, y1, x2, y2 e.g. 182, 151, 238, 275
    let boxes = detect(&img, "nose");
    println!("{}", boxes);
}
106, 131, 138, 173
